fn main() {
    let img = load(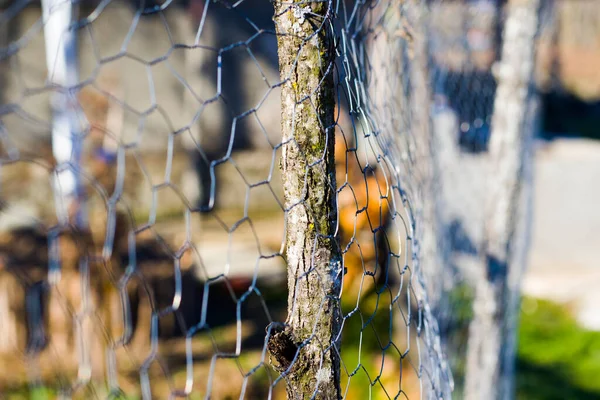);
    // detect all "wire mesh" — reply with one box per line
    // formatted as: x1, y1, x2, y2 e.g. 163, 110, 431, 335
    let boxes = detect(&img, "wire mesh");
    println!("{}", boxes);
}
0, 0, 454, 398
0, 0, 578, 398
